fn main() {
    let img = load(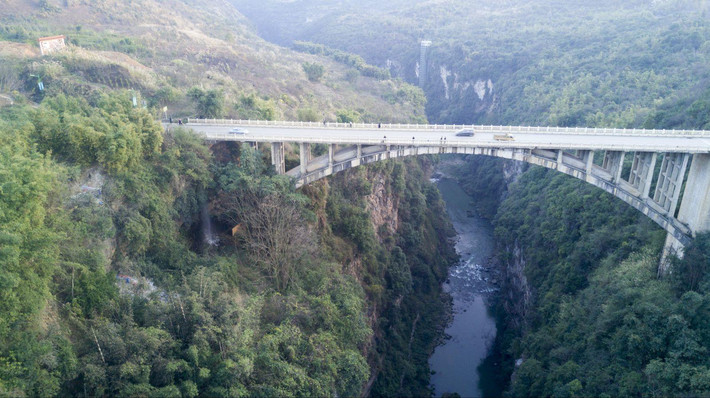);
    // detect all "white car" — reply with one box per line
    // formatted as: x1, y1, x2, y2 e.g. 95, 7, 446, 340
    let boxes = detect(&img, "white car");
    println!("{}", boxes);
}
228, 127, 248, 135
